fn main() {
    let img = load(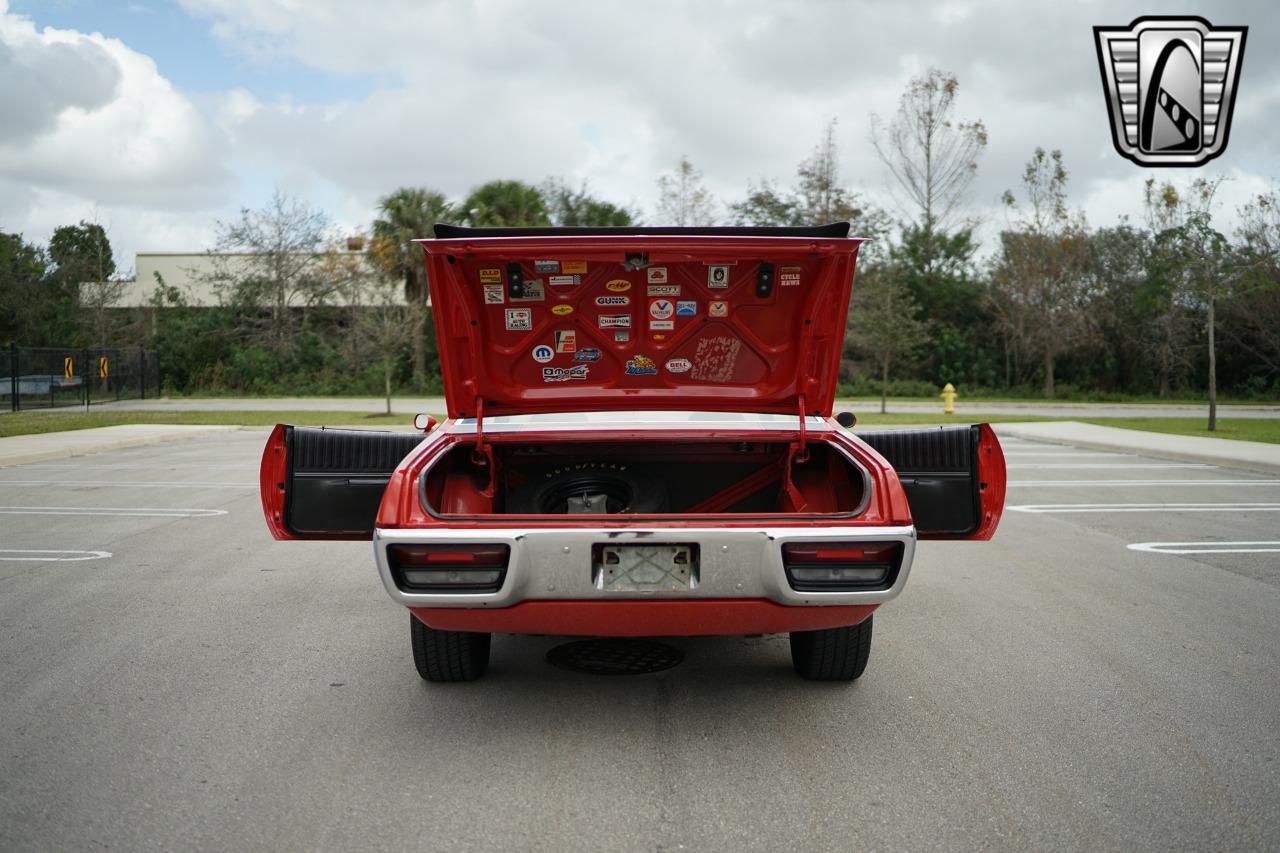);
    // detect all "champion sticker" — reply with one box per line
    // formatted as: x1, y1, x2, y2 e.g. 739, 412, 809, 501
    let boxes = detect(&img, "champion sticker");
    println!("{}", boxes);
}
555, 330, 577, 353
675, 300, 697, 317
606, 279, 632, 292
534, 260, 559, 273
625, 355, 658, 376
542, 365, 589, 382
649, 299, 675, 320
647, 267, 668, 284
709, 300, 728, 318
504, 308, 532, 331
561, 261, 588, 274
647, 284, 680, 297
510, 279, 545, 302
482, 284, 505, 304
479, 268, 503, 284
595, 295, 629, 307
531, 344, 554, 364
549, 275, 581, 288
551, 304, 574, 316
665, 358, 692, 374
599, 314, 631, 328
780, 266, 801, 287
